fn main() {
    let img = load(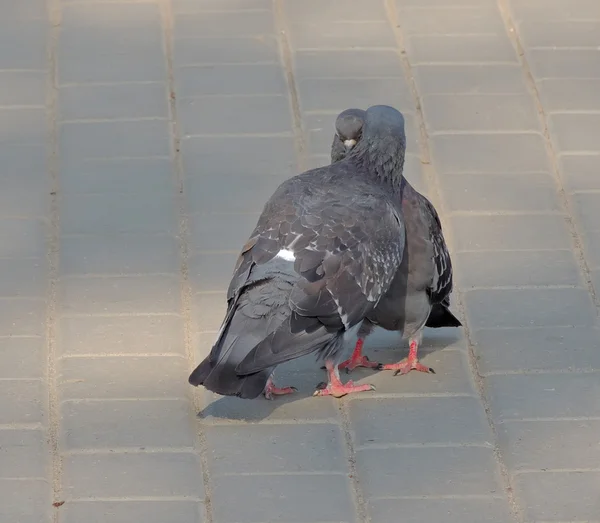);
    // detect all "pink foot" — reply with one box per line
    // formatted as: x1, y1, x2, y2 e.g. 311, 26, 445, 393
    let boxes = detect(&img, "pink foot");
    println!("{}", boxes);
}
378, 358, 434, 376
314, 359, 376, 398
339, 355, 380, 373
263, 377, 297, 400
338, 339, 380, 373
313, 380, 375, 398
